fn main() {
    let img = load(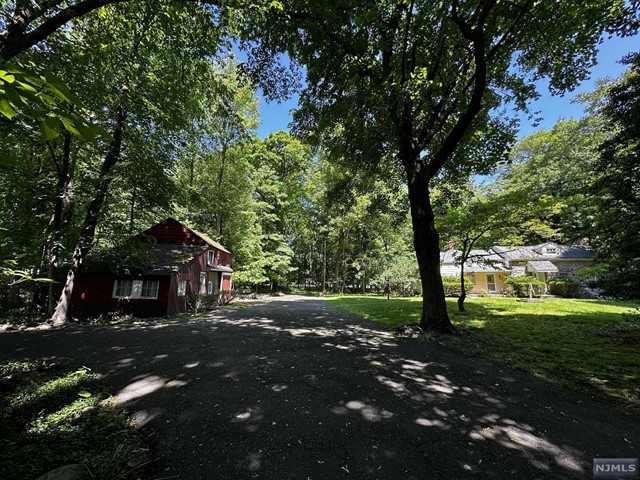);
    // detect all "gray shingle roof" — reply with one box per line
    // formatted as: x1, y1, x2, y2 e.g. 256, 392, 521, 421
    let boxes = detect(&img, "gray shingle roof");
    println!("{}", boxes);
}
84, 244, 206, 275
143, 245, 207, 274
440, 249, 510, 272
208, 264, 234, 273
526, 260, 559, 273
491, 243, 594, 261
